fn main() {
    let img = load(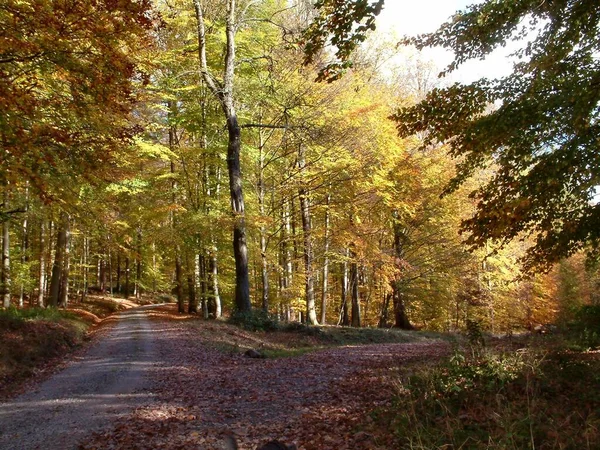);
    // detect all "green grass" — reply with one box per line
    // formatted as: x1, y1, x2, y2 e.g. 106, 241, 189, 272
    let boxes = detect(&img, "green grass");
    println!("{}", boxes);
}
0, 306, 78, 323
